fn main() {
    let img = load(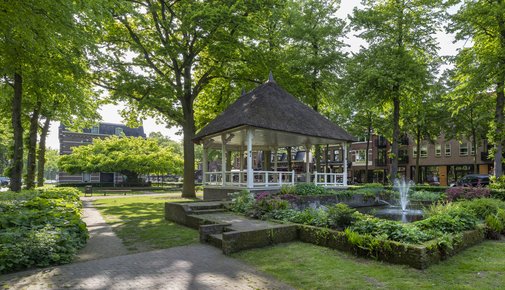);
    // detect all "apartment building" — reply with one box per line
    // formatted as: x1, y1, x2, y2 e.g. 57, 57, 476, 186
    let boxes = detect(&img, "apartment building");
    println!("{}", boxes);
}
58, 122, 146, 184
